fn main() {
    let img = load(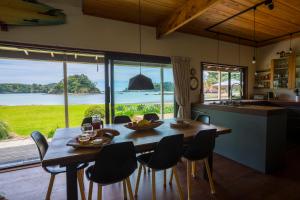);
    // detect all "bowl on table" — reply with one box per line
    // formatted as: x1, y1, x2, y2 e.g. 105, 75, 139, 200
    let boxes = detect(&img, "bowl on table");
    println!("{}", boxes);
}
124, 120, 164, 131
